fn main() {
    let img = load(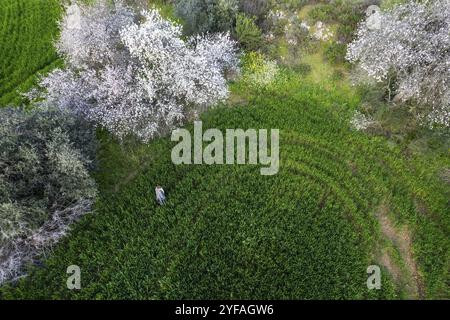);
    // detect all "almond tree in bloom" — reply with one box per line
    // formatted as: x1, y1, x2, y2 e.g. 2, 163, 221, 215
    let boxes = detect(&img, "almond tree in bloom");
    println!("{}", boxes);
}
346, 0, 450, 128
35, 1, 239, 142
